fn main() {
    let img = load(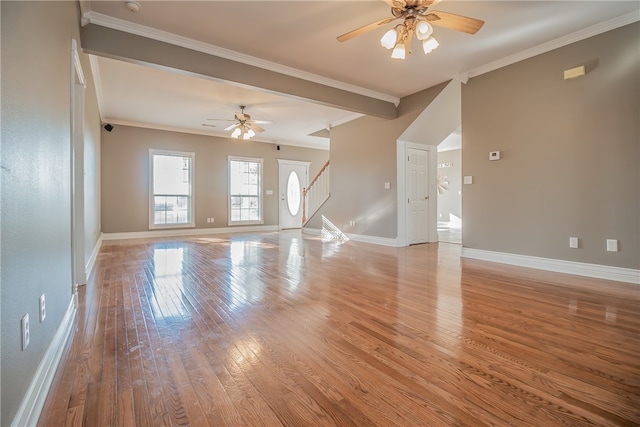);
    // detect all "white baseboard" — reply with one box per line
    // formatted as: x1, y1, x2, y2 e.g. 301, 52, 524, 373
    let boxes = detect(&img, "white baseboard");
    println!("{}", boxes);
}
462, 248, 640, 285
302, 227, 400, 247
347, 232, 399, 247
102, 225, 279, 241
84, 234, 102, 279
12, 297, 77, 427
301, 227, 325, 238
